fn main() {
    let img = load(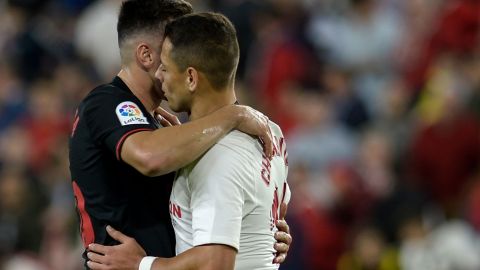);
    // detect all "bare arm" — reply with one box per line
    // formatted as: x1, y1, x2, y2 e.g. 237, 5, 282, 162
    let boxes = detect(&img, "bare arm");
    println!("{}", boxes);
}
151, 245, 236, 270
121, 104, 273, 176
87, 226, 236, 270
